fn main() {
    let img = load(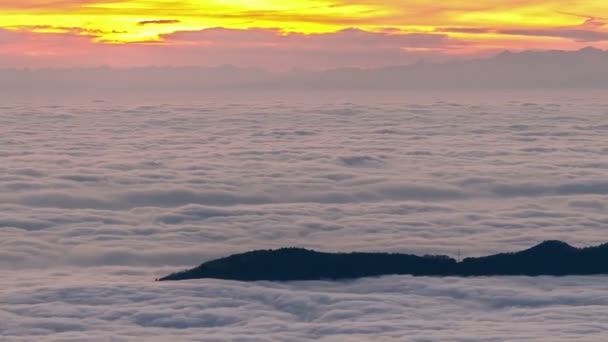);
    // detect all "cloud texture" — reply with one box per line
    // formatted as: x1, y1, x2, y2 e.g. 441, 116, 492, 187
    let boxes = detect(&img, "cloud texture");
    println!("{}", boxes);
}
2, 91, 608, 339
2, 270, 608, 341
